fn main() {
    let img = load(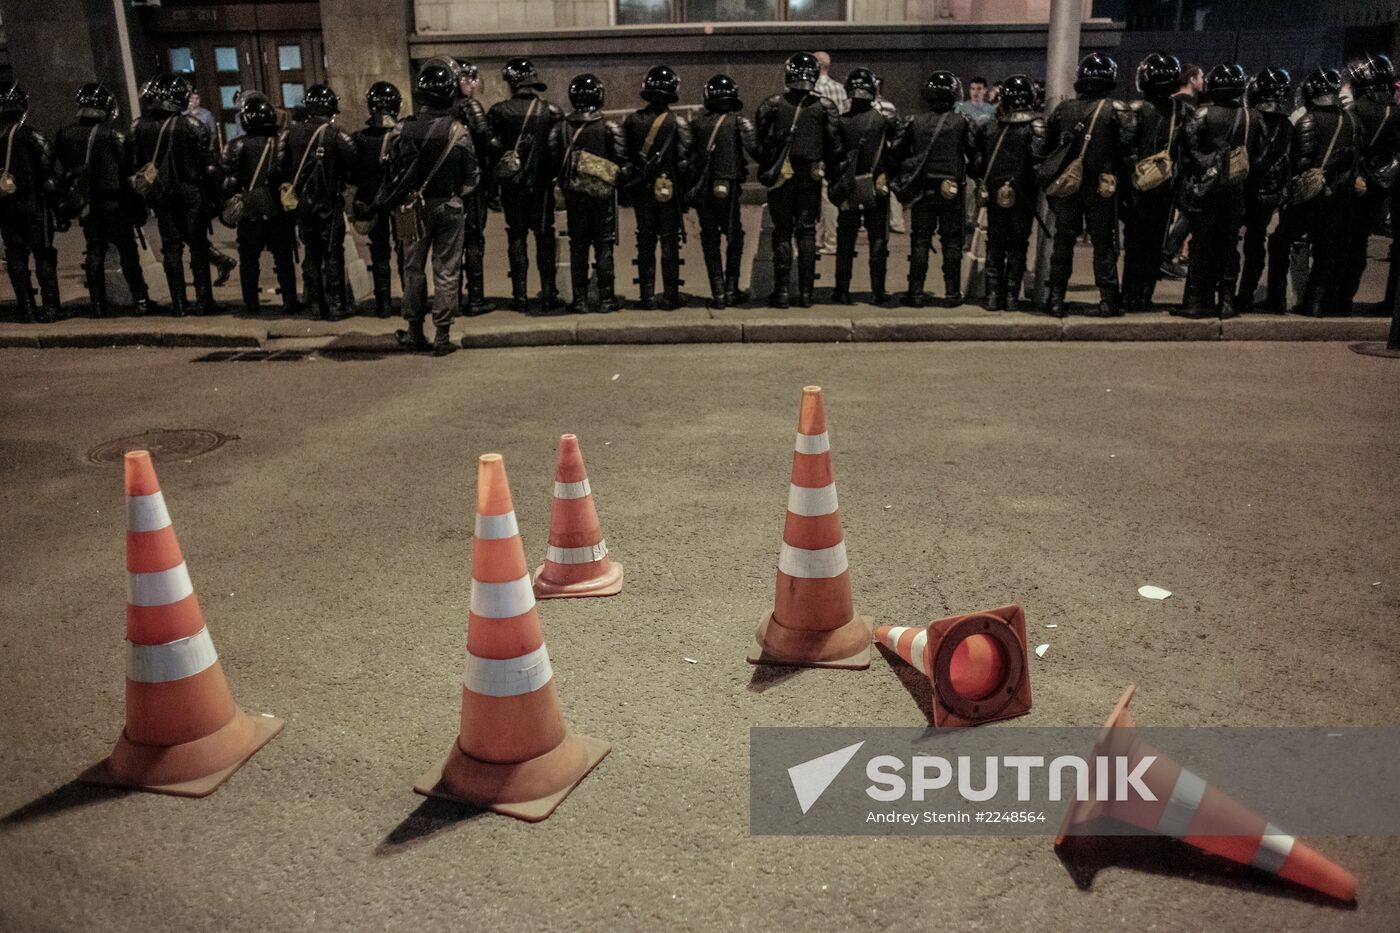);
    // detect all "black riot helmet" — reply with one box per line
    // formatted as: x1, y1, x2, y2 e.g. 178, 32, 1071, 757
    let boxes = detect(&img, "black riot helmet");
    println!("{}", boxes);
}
641, 65, 680, 104
147, 73, 191, 115
366, 81, 403, 118
999, 73, 1036, 111
784, 52, 821, 92
569, 73, 605, 113
1300, 68, 1342, 106
238, 94, 278, 132
75, 82, 118, 121
1205, 63, 1247, 102
303, 84, 339, 117
0, 81, 27, 116
414, 62, 458, 108
1248, 66, 1292, 104
503, 58, 546, 92
921, 70, 962, 106
1136, 51, 1182, 98
703, 74, 742, 112
844, 67, 878, 101
1075, 52, 1118, 93
455, 59, 480, 83
1349, 54, 1395, 96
